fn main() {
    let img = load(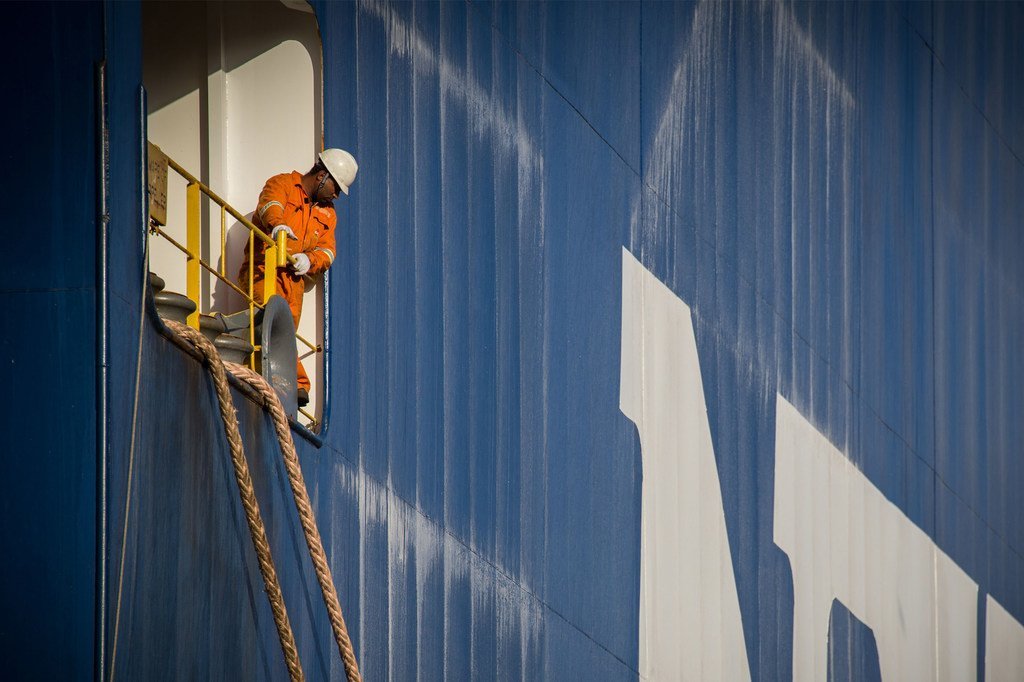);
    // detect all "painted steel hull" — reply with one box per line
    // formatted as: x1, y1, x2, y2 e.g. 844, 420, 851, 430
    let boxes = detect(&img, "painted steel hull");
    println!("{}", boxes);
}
3, 1, 1023, 679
